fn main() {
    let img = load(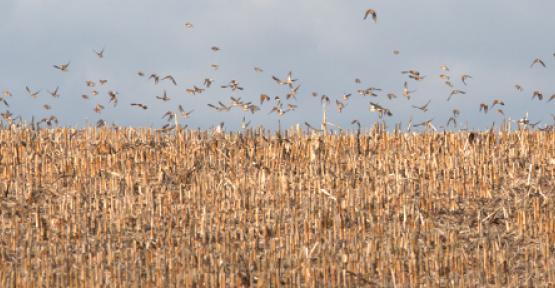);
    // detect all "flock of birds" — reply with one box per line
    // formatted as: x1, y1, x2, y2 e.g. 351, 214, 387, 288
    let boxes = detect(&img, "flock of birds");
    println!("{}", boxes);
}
1, 8, 554, 131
